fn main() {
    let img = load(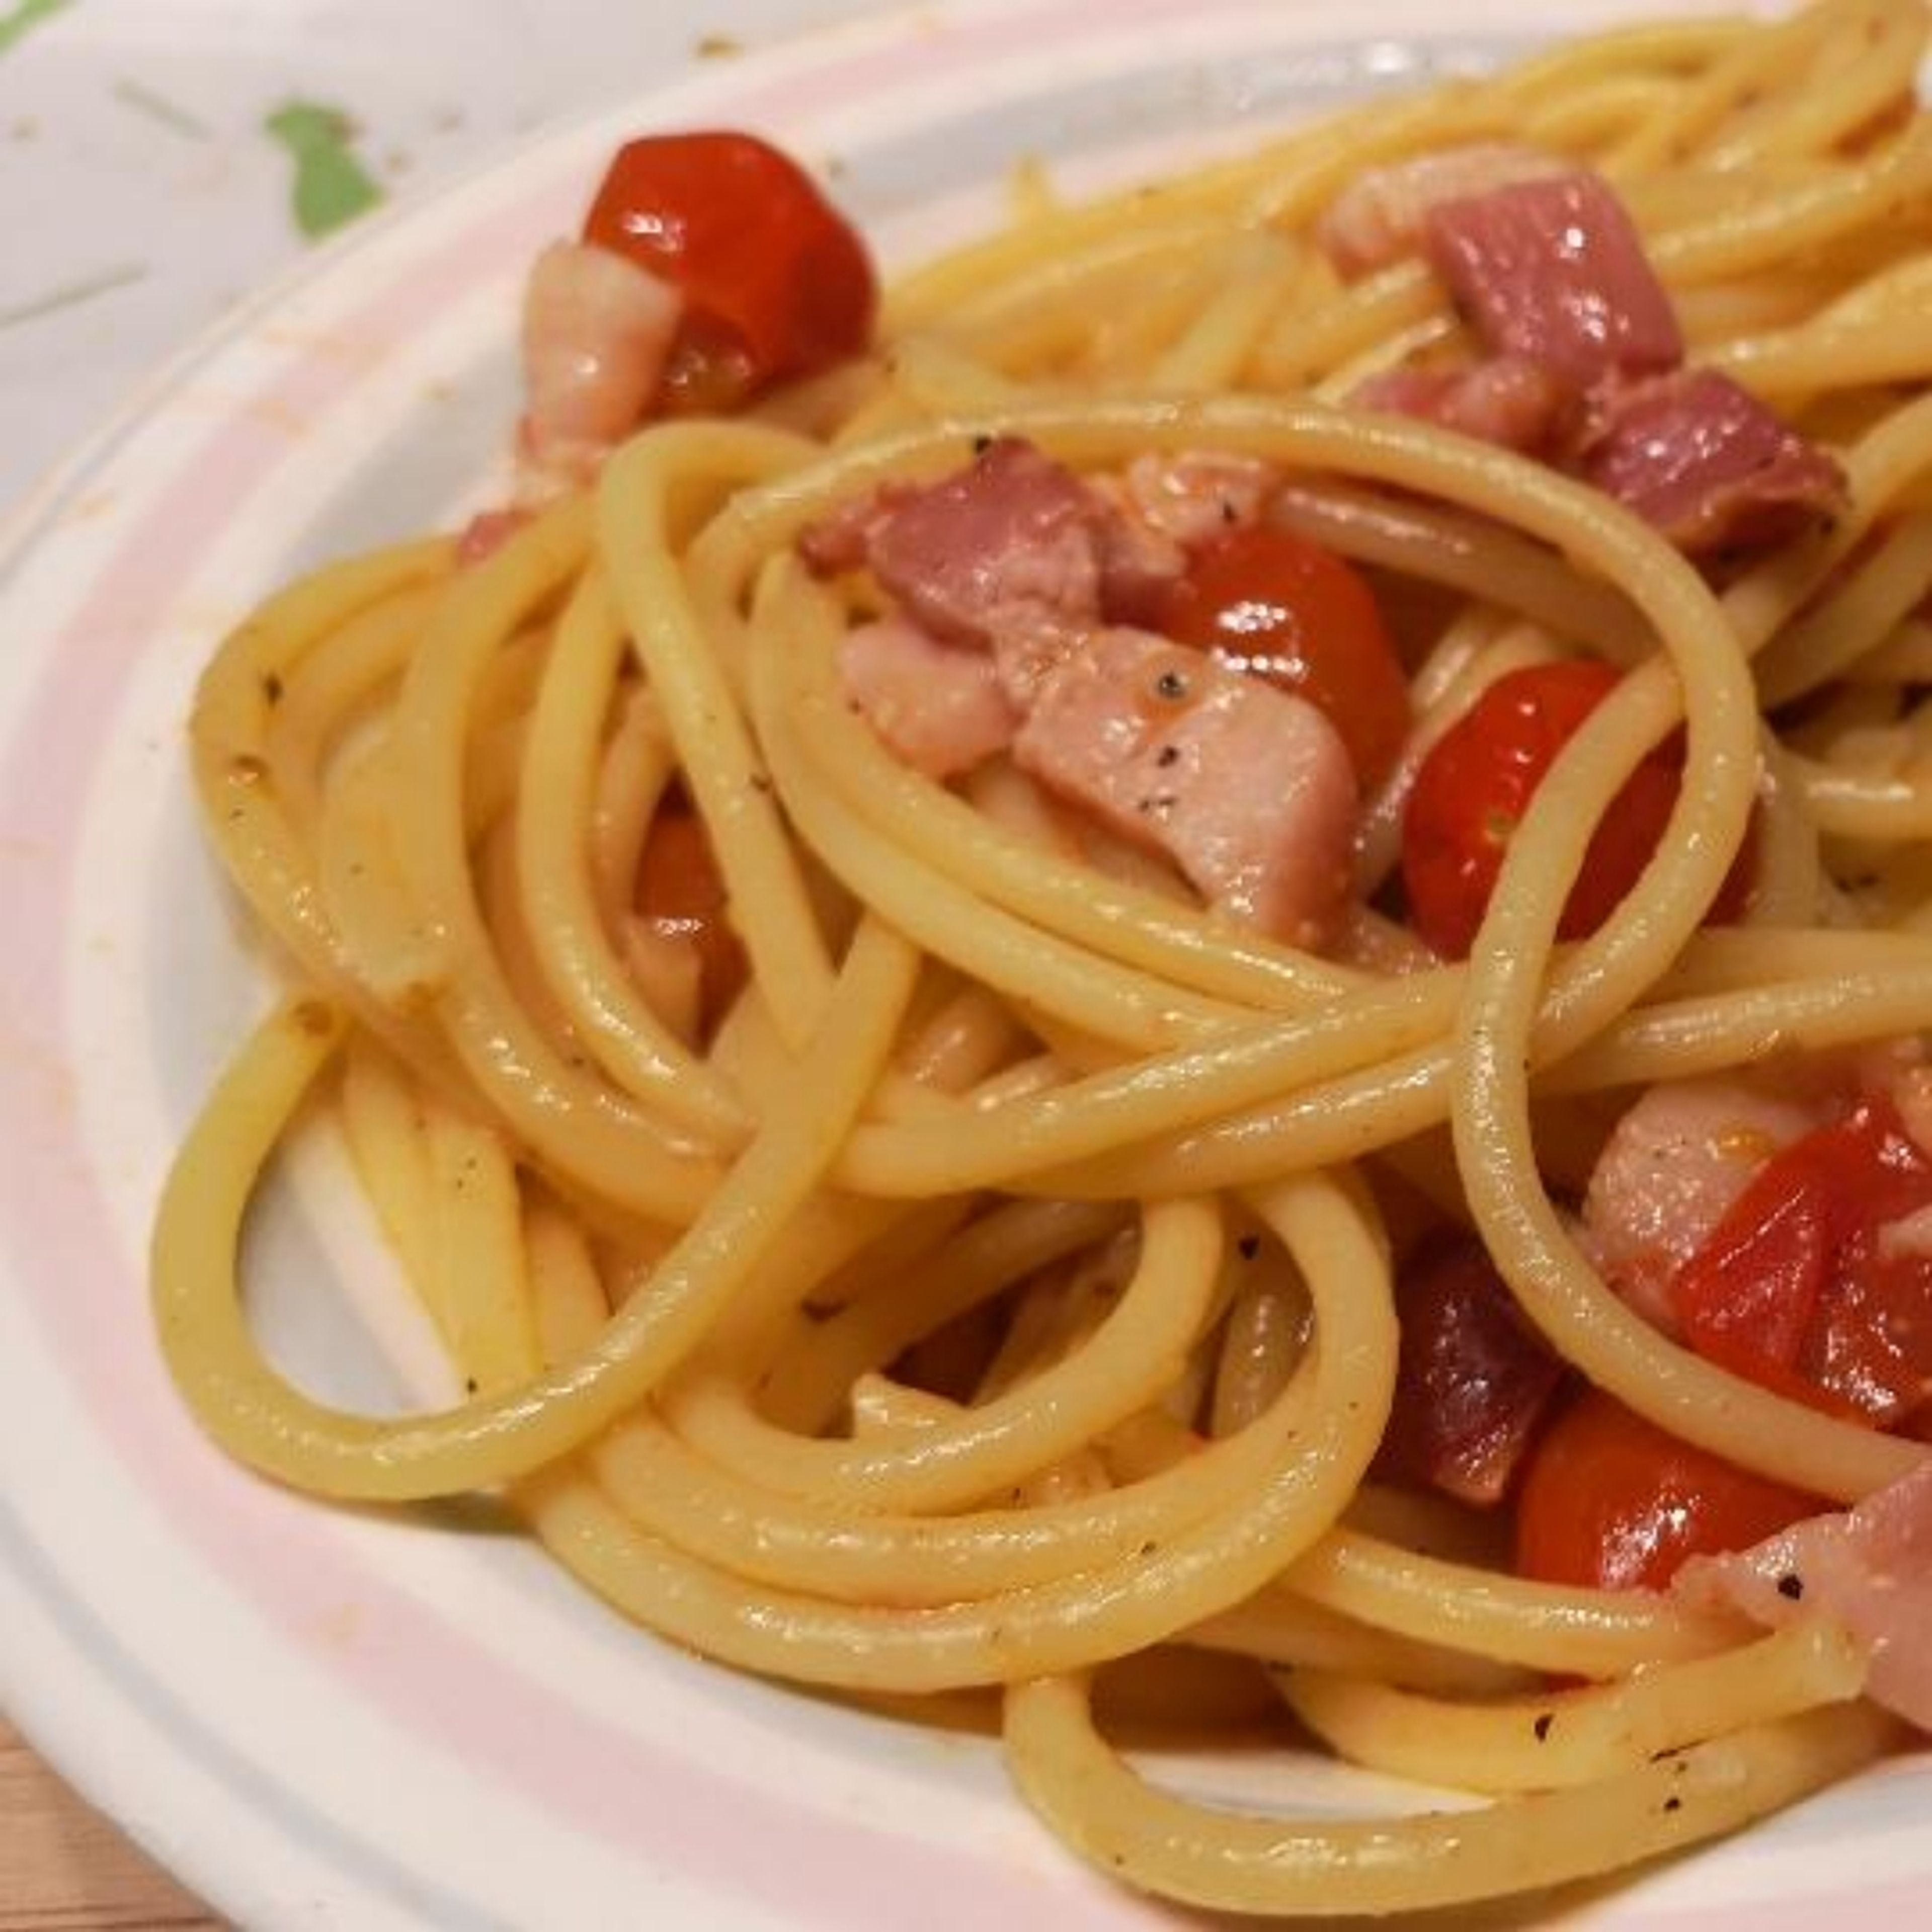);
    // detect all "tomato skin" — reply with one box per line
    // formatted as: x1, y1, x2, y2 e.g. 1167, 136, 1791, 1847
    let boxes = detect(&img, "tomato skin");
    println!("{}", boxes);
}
1158, 525, 1410, 783
1514, 1391, 1822, 1591
583, 132, 876, 412
1671, 1098, 1932, 1426
1400, 660, 1741, 960
635, 806, 747, 1030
